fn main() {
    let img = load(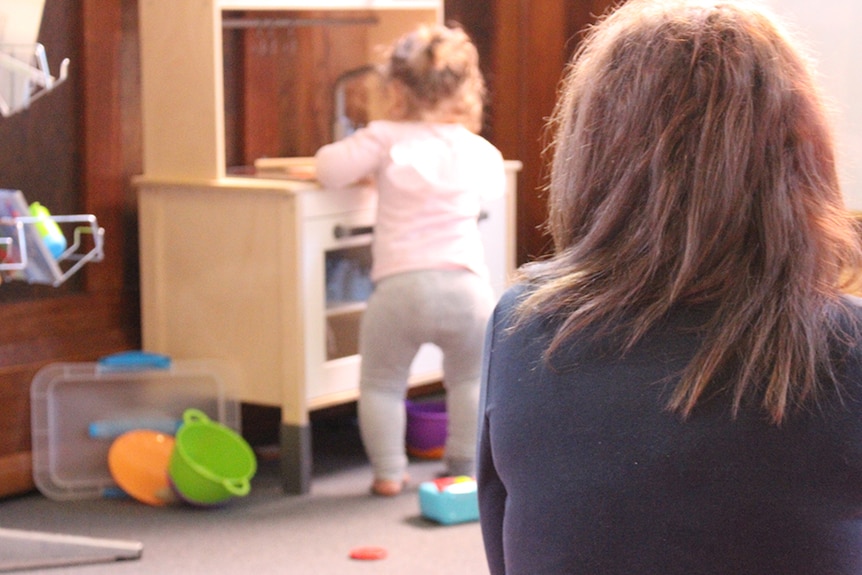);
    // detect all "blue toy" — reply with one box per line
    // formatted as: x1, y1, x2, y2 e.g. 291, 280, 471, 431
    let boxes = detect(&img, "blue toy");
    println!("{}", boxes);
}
419, 476, 479, 525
